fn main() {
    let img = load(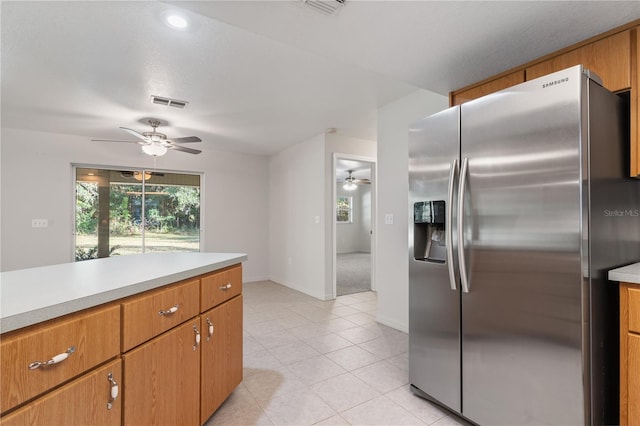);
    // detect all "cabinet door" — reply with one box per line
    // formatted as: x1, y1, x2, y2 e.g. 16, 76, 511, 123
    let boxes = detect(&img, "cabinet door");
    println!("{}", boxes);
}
123, 320, 201, 426
450, 71, 525, 106
526, 30, 631, 92
200, 295, 243, 424
1, 359, 121, 426
629, 333, 640, 423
